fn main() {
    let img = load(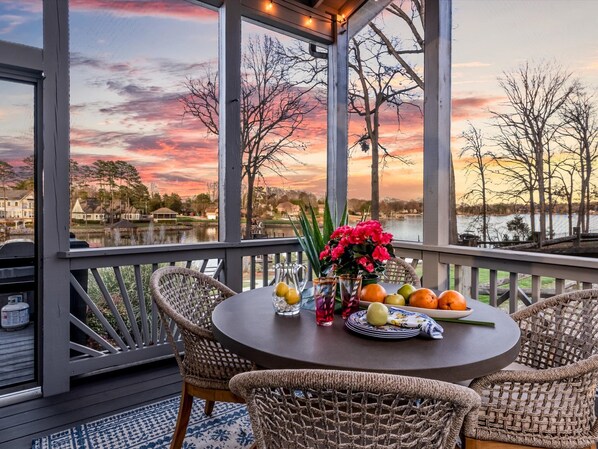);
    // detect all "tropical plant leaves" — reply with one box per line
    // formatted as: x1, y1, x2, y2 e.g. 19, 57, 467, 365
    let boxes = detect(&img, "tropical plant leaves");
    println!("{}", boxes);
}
288, 199, 348, 277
